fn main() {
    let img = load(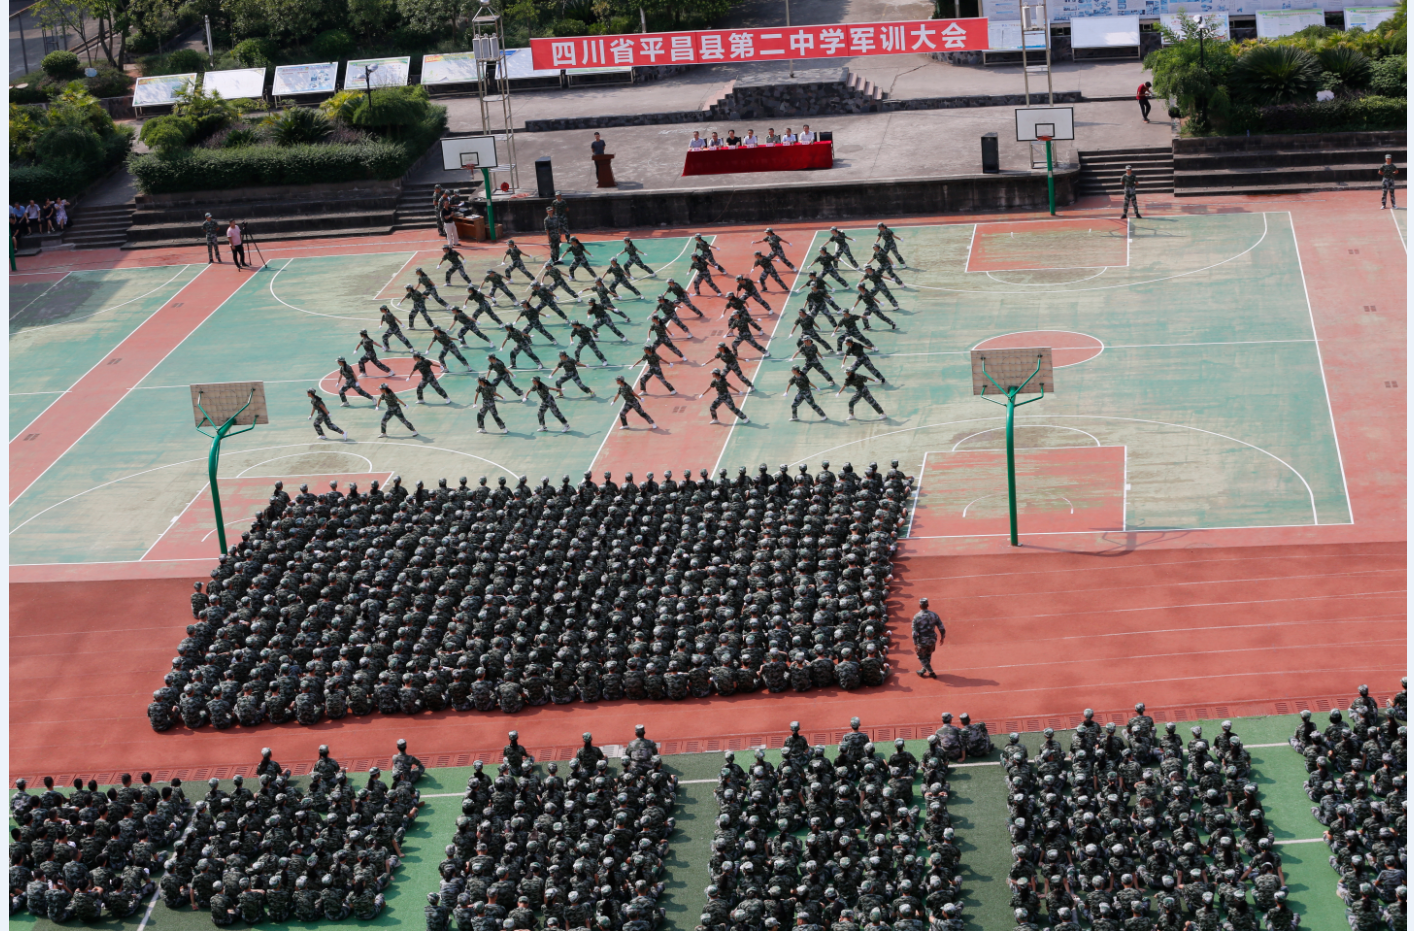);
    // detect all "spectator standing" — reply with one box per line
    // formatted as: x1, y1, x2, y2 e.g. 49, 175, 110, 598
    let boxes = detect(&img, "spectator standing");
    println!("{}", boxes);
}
1379, 154, 1399, 209
54, 197, 69, 231
40, 199, 55, 233
590, 132, 606, 156
911, 597, 946, 678
200, 212, 222, 263
441, 197, 460, 247
226, 219, 246, 269
1137, 80, 1153, 122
